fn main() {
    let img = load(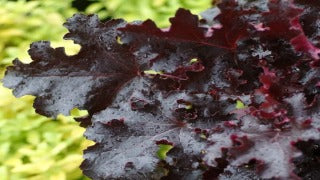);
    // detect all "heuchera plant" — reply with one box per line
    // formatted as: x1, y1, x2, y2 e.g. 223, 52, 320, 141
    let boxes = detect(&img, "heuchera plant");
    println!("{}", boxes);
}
3, 0, 320, 179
